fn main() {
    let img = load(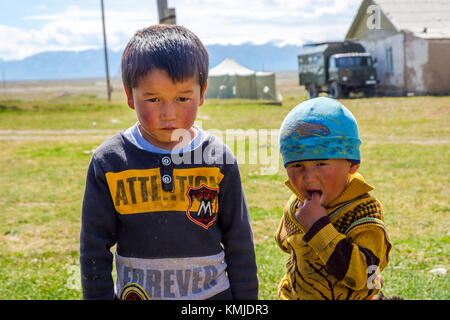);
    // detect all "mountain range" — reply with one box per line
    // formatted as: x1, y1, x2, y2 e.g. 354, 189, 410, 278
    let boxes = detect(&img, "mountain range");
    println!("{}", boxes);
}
0, 43, 304, 81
